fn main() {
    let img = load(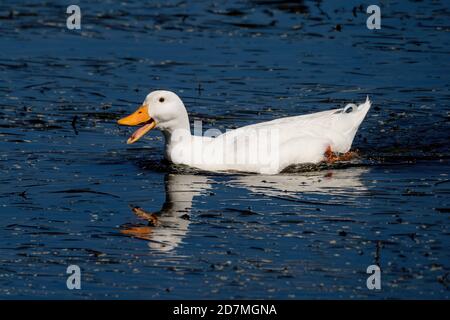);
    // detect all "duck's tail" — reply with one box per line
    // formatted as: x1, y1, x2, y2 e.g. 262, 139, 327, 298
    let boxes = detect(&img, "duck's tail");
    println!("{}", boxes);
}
342, 96, 371, 126
333, 96, 371, 153
357, 95, 372, 122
